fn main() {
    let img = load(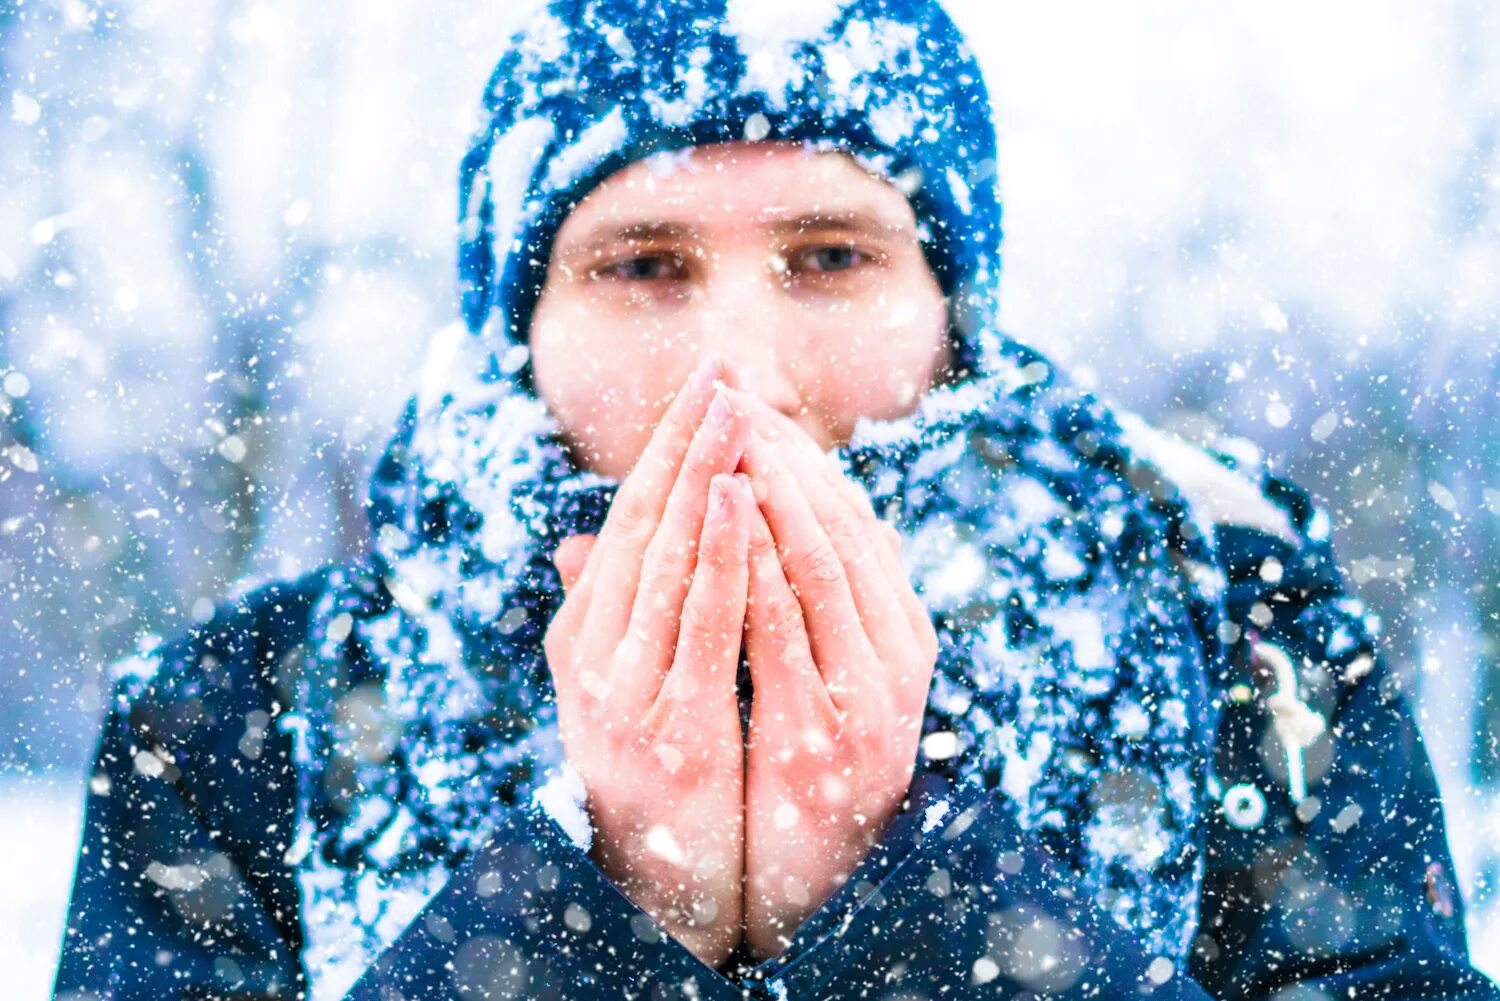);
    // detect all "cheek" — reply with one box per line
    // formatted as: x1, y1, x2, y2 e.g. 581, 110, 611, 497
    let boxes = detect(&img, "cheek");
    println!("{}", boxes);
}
531, 302, 682, 477
804, 289, 948, 427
